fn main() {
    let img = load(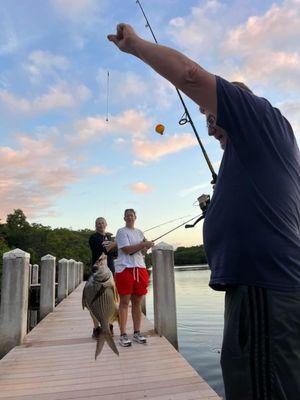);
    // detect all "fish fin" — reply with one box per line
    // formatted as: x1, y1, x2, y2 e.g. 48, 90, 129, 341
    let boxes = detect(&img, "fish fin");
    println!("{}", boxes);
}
105, 333, 119, 356
95, 331, 119, 360
91, 286, 106, 305
112, 284, 119, 303
95, 330, 106, 360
